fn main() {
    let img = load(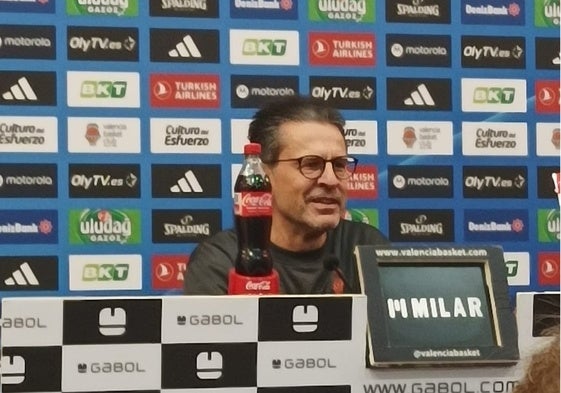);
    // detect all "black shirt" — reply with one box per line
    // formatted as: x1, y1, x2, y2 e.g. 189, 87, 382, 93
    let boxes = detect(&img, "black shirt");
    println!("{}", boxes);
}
183, 220, 389, 295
